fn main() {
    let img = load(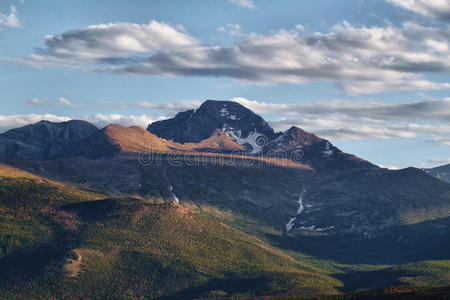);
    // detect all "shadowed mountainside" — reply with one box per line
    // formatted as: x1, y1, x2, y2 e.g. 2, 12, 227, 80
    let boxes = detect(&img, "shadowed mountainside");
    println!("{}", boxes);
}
426, 164, 450, 183
0, 120, 98, 160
